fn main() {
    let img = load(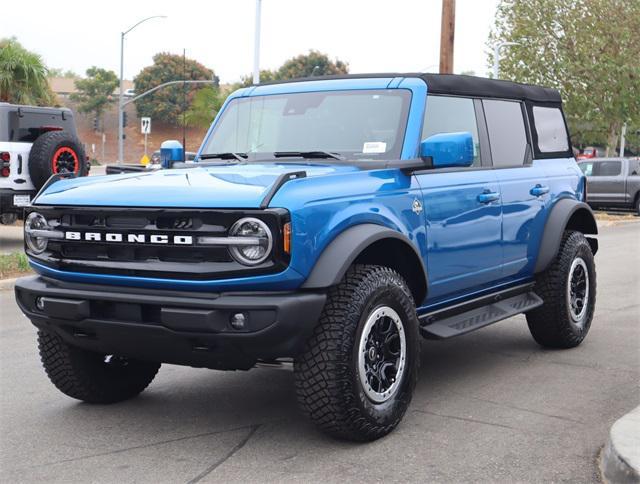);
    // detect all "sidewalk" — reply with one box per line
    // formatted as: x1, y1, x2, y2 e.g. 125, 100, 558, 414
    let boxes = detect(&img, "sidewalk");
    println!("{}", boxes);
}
601, 405, 640, 483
